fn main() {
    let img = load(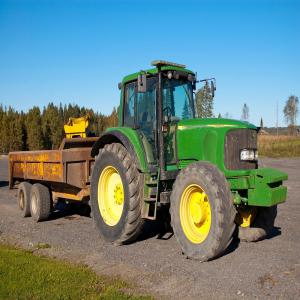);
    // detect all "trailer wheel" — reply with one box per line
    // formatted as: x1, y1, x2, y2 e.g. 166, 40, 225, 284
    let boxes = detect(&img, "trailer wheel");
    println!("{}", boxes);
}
237, 206, 277, 242
170, 162, 236, 261
30, 183, 51, 222
18, 182, 32, 217
90, 143, 144, 245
